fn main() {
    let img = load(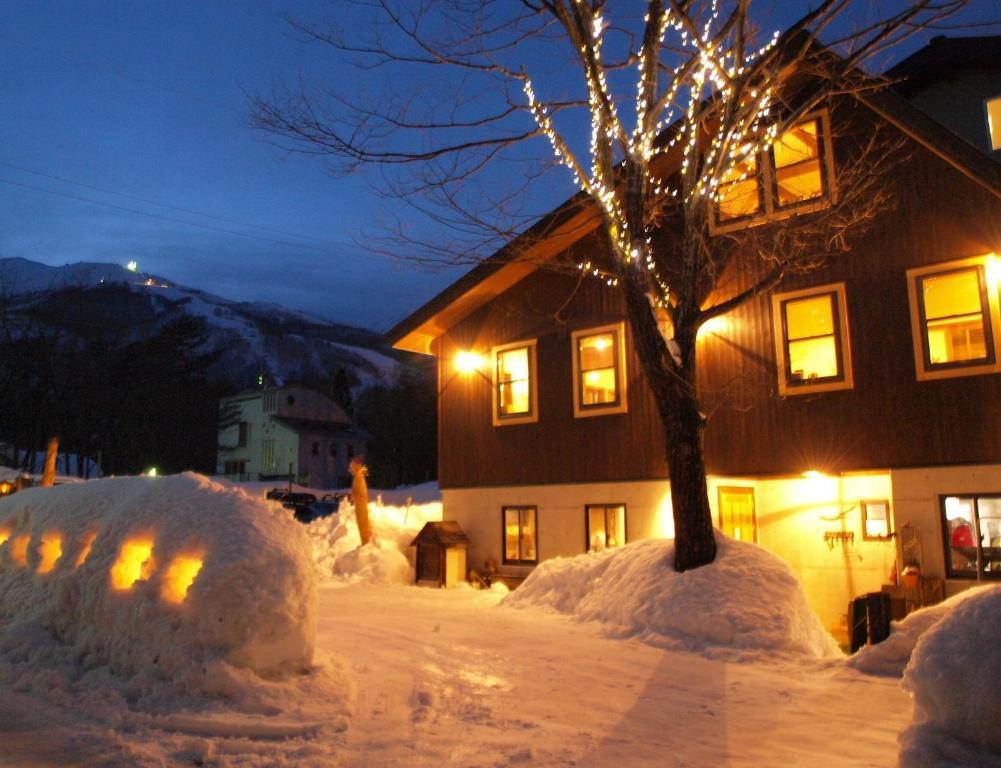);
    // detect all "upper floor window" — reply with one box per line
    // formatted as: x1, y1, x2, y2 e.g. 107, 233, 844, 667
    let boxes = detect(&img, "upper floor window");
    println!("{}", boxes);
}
771, 283, 853, 396
492, 339, 538, 426
571, 323, 627, 418
986, 96, 1001, 151
263, 390, 277, 413
906, 255, 1001, 381
714, 111, 835, 232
